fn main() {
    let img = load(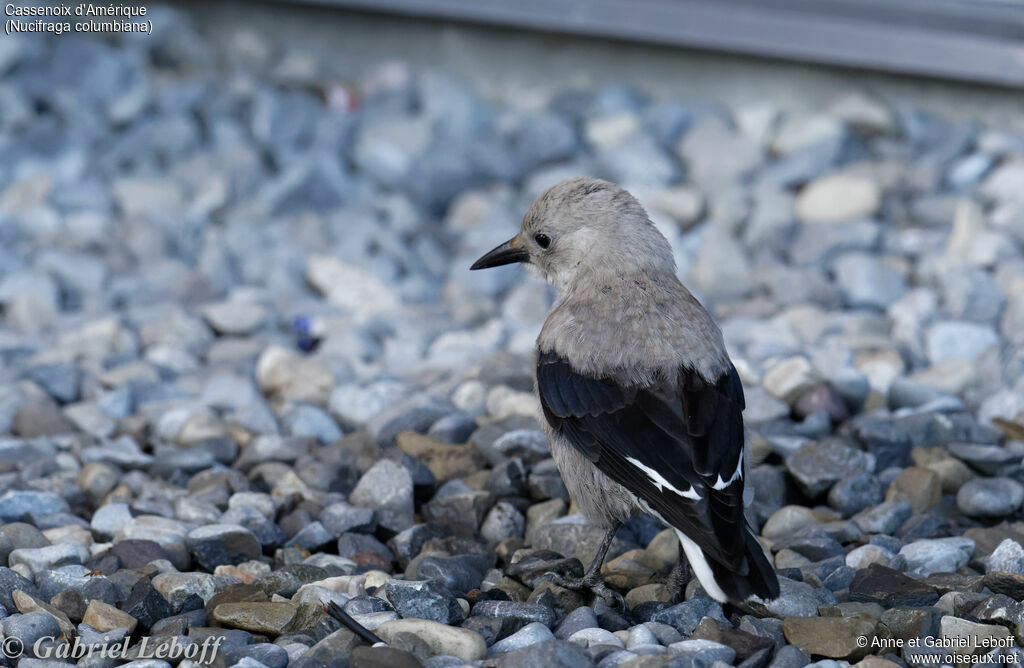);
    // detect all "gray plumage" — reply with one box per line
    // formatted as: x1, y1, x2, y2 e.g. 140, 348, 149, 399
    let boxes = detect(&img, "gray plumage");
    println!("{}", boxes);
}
471, 176, 779, 603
